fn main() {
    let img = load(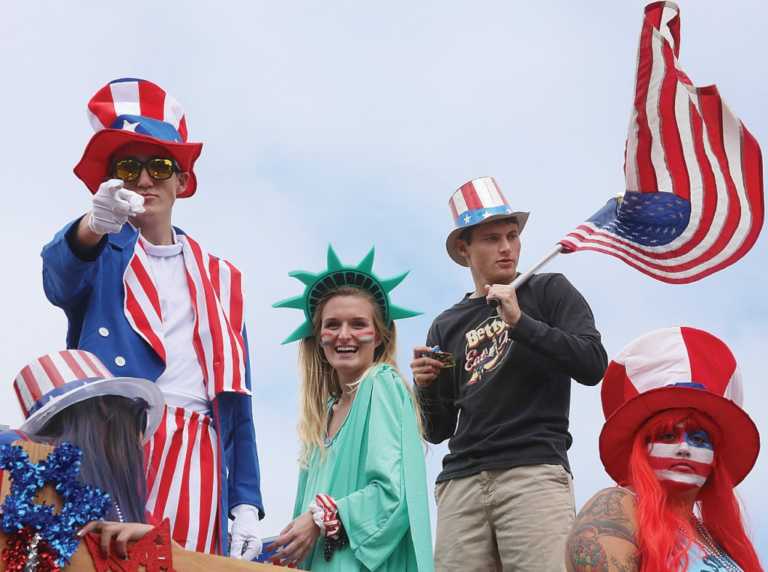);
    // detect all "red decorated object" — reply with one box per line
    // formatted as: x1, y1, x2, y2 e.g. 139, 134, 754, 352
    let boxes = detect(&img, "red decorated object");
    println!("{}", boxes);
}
1, 527, 60, 572
84, 519, 174, 572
